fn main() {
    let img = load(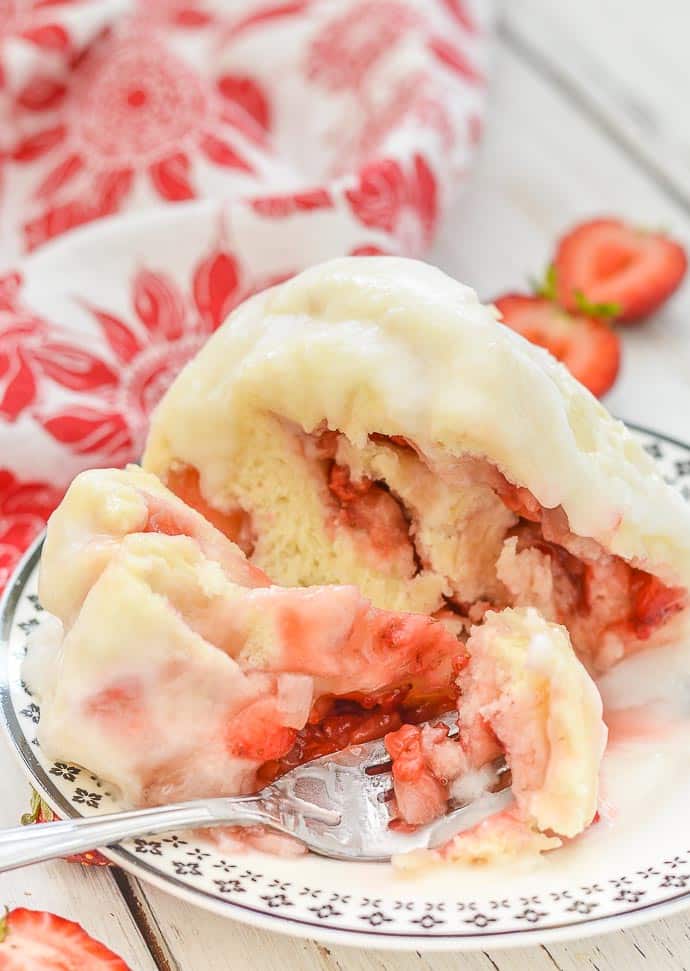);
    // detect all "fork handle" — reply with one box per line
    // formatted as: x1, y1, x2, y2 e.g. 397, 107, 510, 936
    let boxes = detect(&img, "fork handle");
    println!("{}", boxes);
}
0, 798, 269, 873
